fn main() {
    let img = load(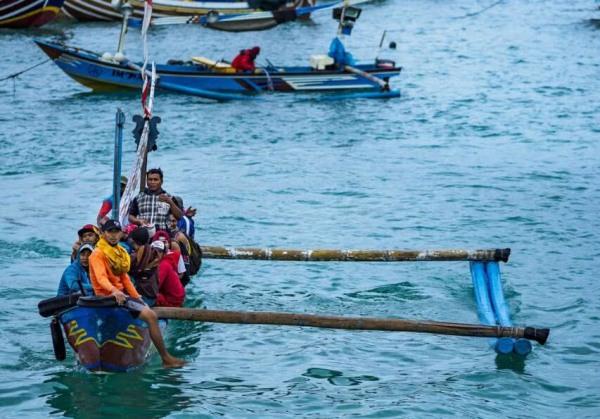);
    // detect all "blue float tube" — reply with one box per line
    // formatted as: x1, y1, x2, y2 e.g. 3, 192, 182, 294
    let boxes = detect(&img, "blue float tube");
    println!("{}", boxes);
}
470, 262, 513, 354
158, 81, 255, 101
486, 262, 532, 357
320, 89, 401, 101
